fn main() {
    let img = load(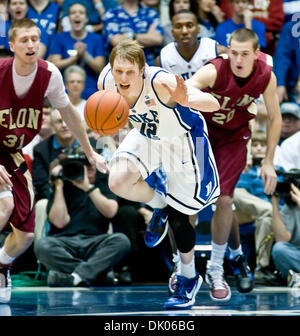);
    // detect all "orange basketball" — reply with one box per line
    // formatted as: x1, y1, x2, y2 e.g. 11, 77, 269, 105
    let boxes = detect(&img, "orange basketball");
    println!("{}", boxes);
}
84, 90, 129, 136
